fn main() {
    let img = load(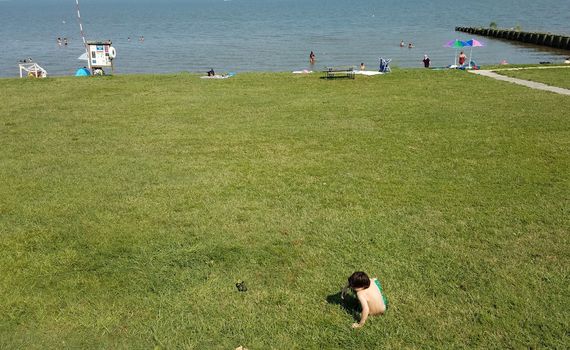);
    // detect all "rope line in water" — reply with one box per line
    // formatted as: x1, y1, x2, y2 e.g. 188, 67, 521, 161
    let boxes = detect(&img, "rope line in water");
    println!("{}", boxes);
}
75, 0, 87, 48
